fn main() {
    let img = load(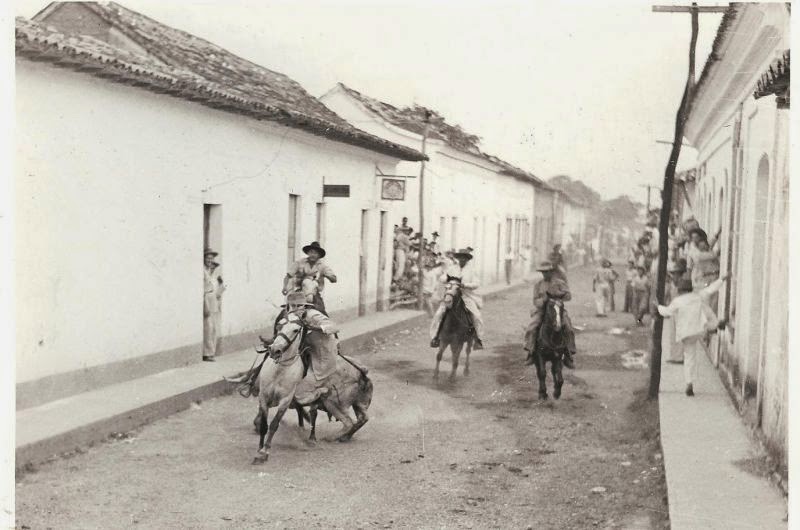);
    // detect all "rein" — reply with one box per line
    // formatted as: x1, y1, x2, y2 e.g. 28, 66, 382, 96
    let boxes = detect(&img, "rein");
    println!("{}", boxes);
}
270, 324, 304, 366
